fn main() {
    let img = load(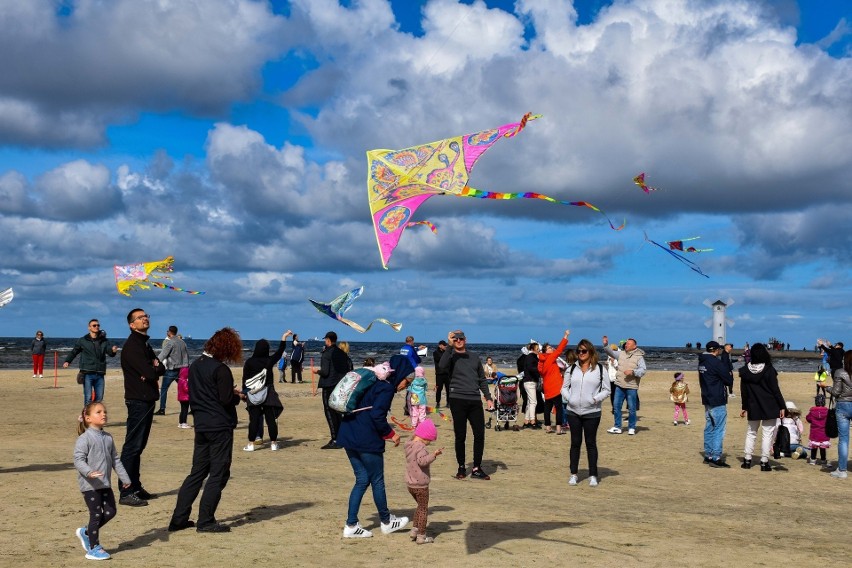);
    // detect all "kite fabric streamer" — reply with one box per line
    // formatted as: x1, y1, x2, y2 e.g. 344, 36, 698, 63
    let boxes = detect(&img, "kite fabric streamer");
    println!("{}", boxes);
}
309, 286, 402, 334
644, 232, 709, 278
113, 256, 206, 296
367, 113, 623, 269
633, 172, 659, 194
0, 287, 13, 308
457, 187, 624, 231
